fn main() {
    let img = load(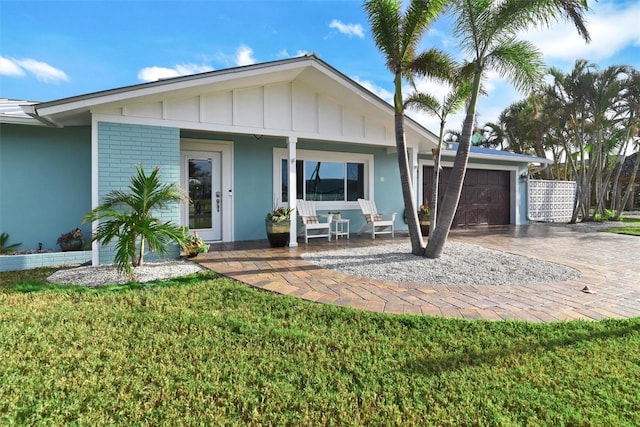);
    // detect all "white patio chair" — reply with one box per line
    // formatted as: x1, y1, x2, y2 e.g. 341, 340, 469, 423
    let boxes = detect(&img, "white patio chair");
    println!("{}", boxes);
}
297, 199, 333, 243
357, 198, 396, 239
